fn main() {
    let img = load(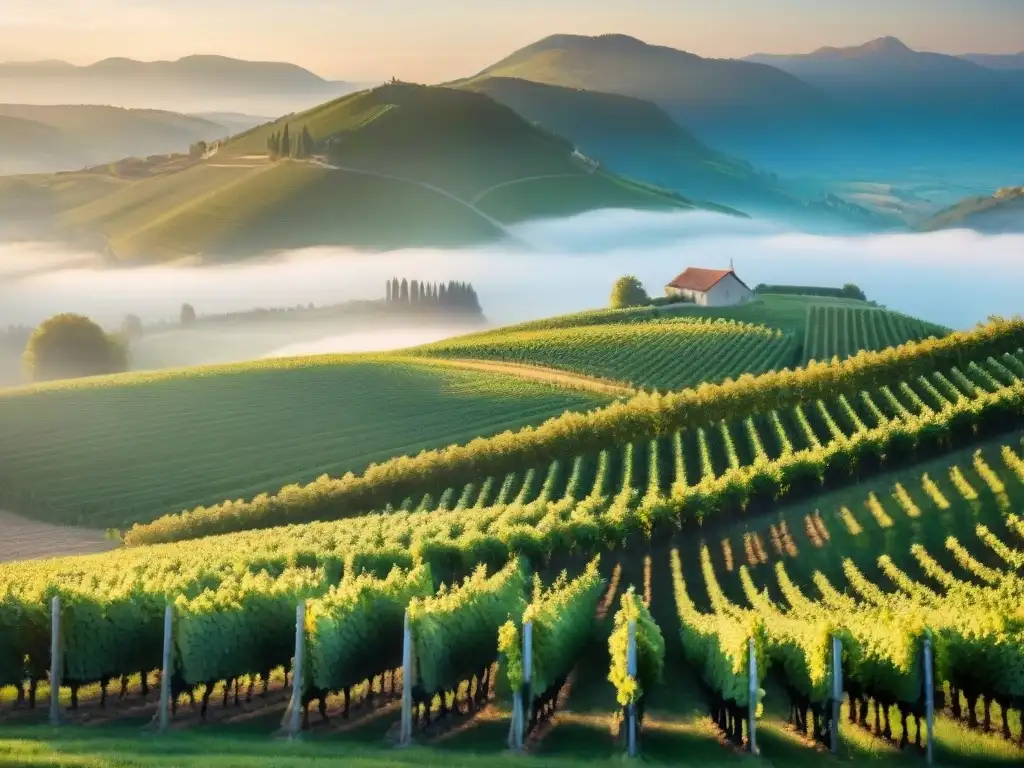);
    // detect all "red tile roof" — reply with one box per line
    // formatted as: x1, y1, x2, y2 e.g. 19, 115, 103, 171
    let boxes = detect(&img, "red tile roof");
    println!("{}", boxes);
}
666, 267, 740, 293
